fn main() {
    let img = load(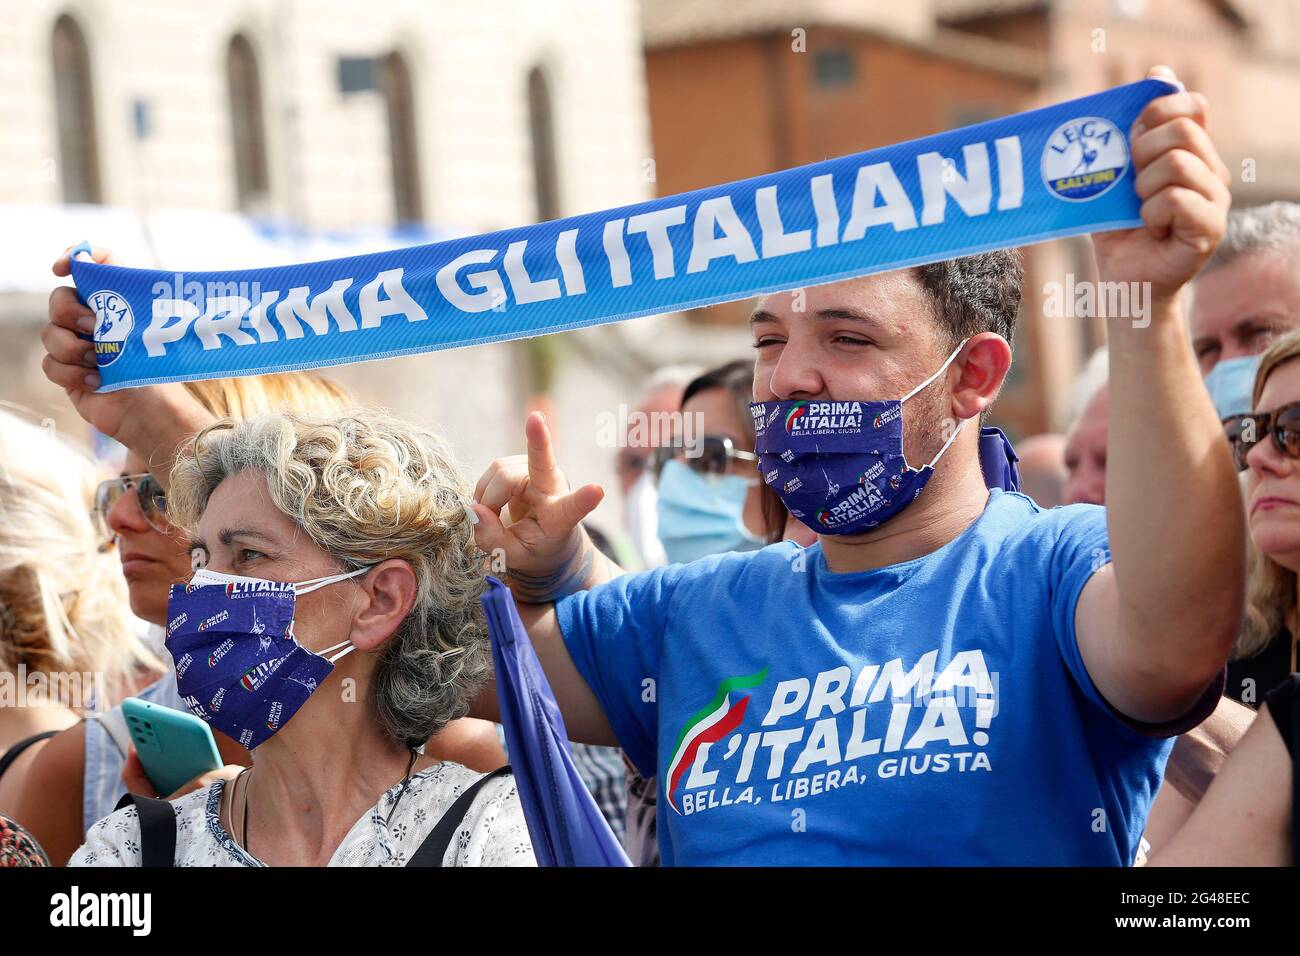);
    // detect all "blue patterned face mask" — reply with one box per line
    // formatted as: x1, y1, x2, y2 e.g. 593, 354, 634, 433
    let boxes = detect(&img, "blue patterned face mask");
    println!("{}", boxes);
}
656, 459, 762, 564
164, 566, 372, 749
749, 340, 967, 536
1204, 354, 1260, 420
